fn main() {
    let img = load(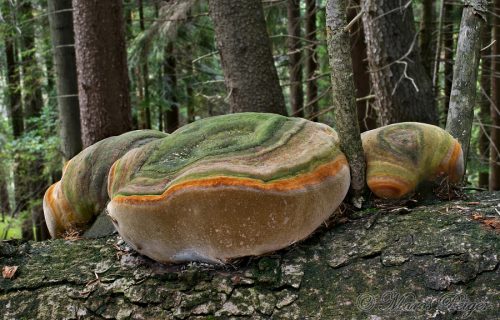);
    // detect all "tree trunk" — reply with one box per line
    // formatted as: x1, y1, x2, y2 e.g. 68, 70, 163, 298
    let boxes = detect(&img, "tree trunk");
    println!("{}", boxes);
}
490, 0, 500, 190
208, 0, 287, 115
19, 2, 51, 241
19, 1, 44, 127
305, 0, 318, 121
3, 12, 24, 212
326, 0, 366, 205
287, 0, 304, 117
420, 0, 436, 78
4, 34, 23, 140
361, 0, 438, 126
348, 0, 375, 132
72, 0, 133, 148
185, 42, 195, 124
137, 0, 151, 130
1, 192, 499, 318
442, 1, 455, 121
186, 65, 195, 123
163, 43, 179, 133
478, 20, 491, 188
445, 0, 488, 173
0, 172, 9, 218
48, 0, 83, 161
